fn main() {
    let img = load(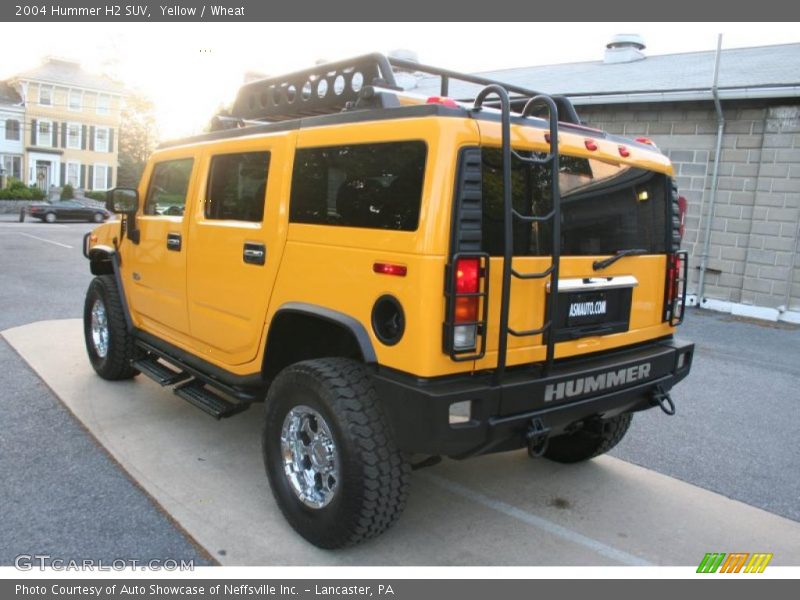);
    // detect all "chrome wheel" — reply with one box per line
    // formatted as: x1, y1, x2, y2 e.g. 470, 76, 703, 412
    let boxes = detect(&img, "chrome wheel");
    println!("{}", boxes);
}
90, 298, 109, 358
281, 405, 339, 509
